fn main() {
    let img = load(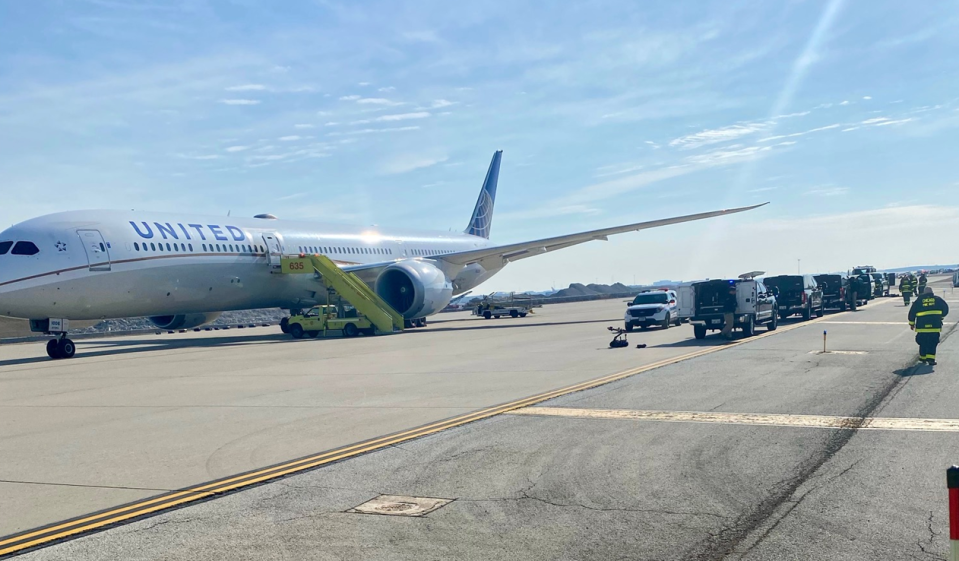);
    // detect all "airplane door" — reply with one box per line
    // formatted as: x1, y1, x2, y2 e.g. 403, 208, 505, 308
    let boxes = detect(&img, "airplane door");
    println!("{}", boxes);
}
77, 229, 111, 271
262, 233, 283, 272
